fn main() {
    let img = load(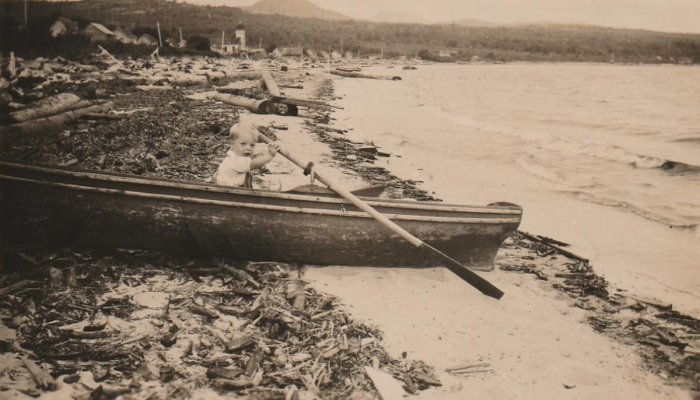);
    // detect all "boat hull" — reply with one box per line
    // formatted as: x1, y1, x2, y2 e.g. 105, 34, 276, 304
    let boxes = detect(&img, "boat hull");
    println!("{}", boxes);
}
0, 161, 522, 270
